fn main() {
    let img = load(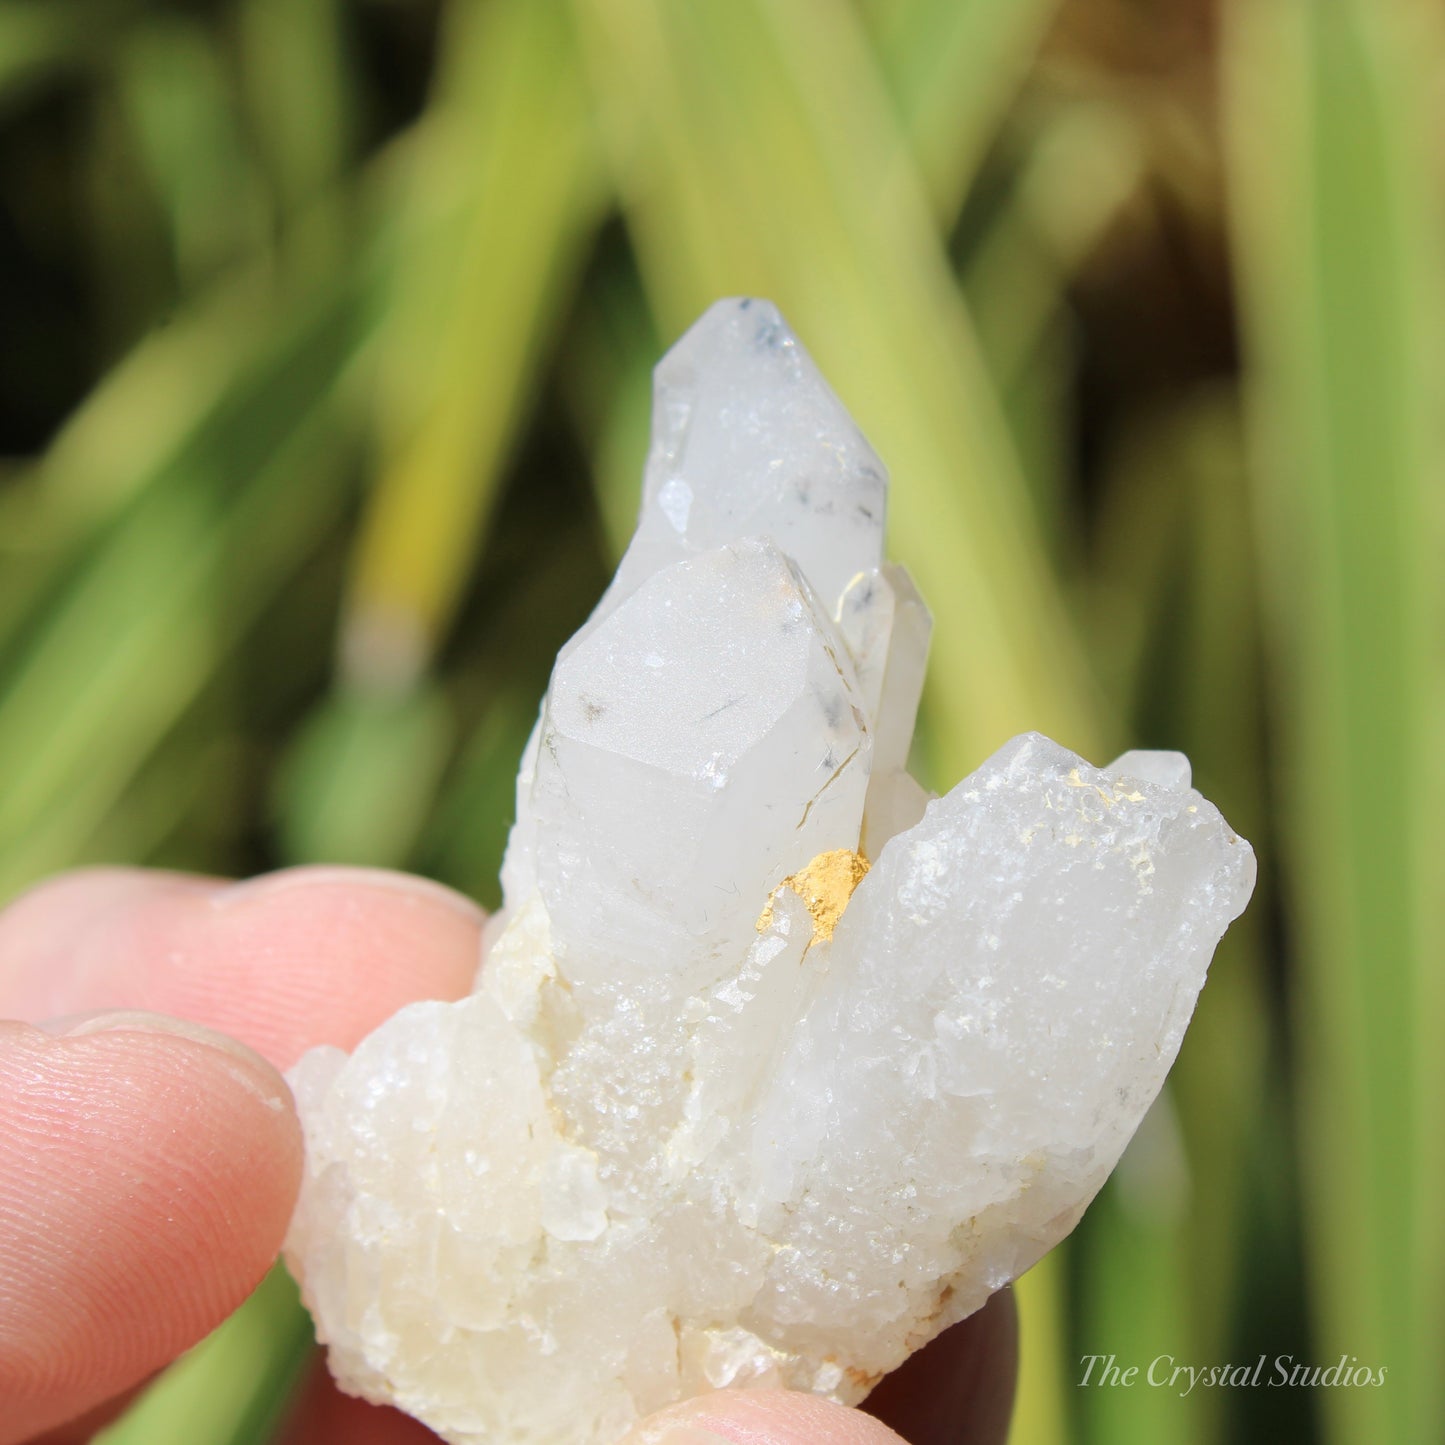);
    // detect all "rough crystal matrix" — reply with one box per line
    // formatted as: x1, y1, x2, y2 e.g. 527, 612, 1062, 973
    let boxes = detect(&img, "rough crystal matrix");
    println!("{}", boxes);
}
285, 299, 1256, 1444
